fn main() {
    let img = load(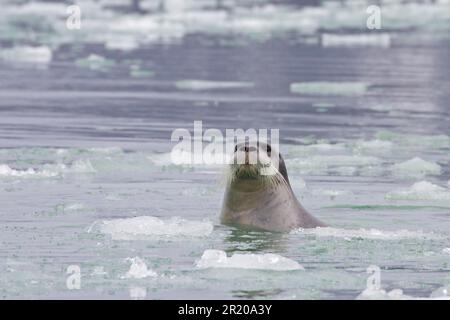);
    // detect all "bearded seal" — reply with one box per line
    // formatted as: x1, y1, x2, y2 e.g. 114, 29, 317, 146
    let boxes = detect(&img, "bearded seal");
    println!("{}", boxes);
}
220, 141, 325, 232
